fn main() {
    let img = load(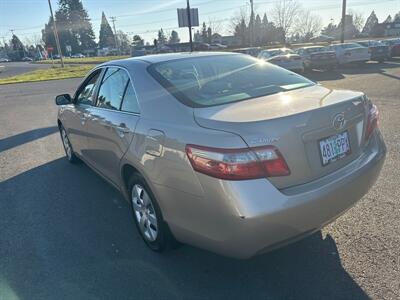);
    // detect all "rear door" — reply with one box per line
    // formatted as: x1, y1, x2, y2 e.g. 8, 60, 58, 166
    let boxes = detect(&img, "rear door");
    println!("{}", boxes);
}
85, 67, 140, 184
